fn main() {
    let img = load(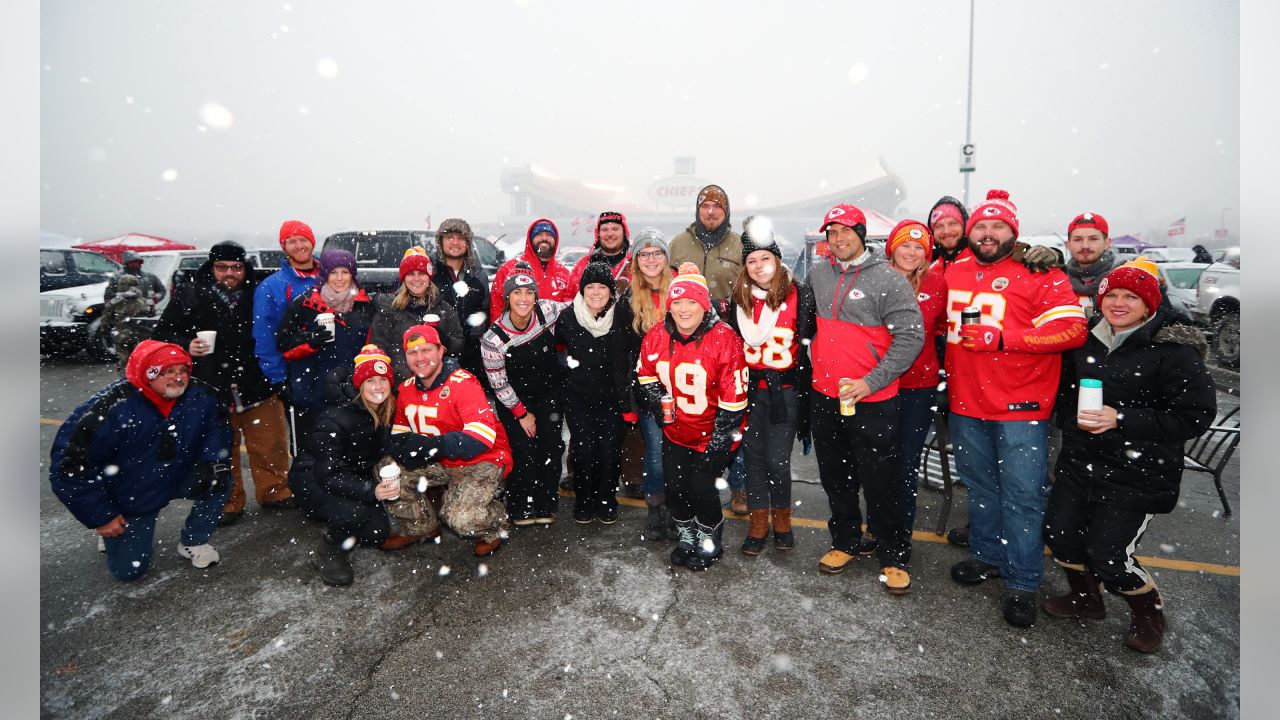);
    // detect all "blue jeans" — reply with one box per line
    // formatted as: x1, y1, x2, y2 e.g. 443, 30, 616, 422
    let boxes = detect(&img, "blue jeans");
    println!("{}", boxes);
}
896, 387, 937, 531
103, 485, 229, 582
637, 410, 666, 504
949, 413, 1050, 593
